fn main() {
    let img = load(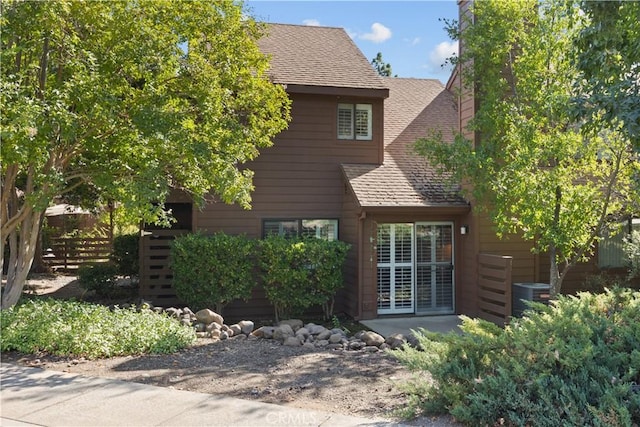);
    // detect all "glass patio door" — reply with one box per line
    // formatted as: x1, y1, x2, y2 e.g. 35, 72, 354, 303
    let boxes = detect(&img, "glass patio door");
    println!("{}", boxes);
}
415, 223, 454, 314
377, 224, 414, 314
